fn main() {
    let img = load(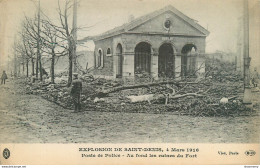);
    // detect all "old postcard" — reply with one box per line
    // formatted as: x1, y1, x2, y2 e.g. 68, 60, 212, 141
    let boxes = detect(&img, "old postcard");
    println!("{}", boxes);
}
0, 0, 259, 165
